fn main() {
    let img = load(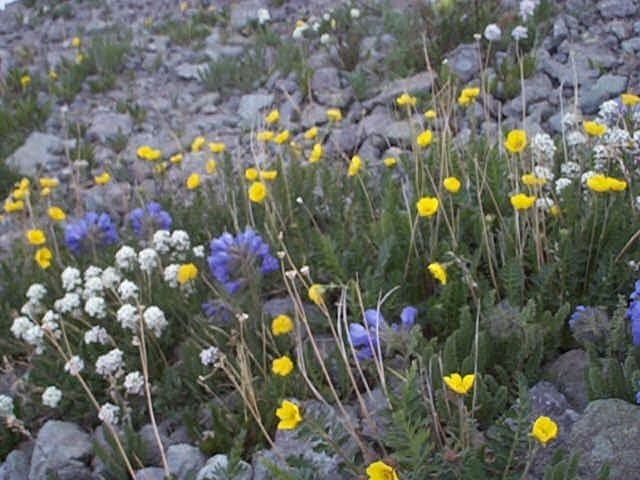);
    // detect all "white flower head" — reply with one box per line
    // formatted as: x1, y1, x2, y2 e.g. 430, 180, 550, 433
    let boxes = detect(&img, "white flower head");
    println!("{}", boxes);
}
320, 33, 331, 45
23, 325, 44, 351
115, 246, 137, 271
83, 276, 104, 299
163, 264, 180, 288
138, 248, 159, 273
152, 230, 172, 254
118, 280, 139, 301
84, 266, 103, 281
350, 8, 360, 19
84, 296, 107, 319
84, 325, 109, 345
533, 165, 554, 181
519, 0, 539, 21
54, 292, 81, 314
143, 306, 168, 338
95, 348, 124, 377
98, 402, 120, 425
11, 316, 34, 340
0, 395, 14, 417
41, 310, 60, 336
511, 25, 528, 41
124, 371, 144, 395
484, 23, 501, 42
42, 386, 62, 408
567, 130, 587, 147
192, 245, 205, 258
200, 346, 220, 367
257, 8, 270, 24
26, 283, 47, 302
61, 267, 82, 292
64, 355, 85, 375
117, 304, 139, 331
560, 161, 581, 179
171, 230, 191, 251
555, 177, 572, 194
535, 197, 554, 210
101, 267, 122, 290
